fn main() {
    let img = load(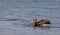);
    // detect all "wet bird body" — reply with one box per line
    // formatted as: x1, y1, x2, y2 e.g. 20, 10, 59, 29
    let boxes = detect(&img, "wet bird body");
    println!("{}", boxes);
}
32, 18, 51, 27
